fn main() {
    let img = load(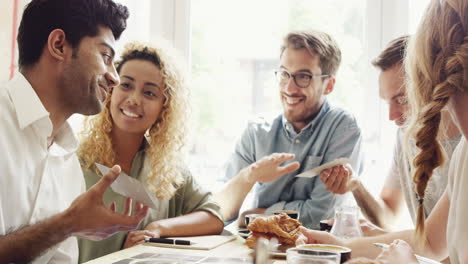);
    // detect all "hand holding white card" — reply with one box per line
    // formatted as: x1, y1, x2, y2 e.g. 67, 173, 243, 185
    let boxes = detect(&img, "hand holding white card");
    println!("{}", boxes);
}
95, 163, 158, 210
295, 158, 352, 178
